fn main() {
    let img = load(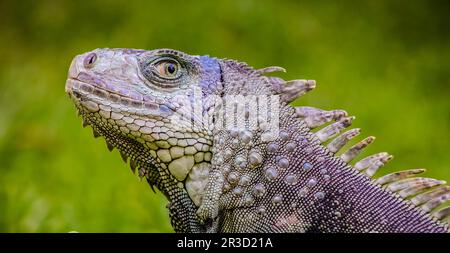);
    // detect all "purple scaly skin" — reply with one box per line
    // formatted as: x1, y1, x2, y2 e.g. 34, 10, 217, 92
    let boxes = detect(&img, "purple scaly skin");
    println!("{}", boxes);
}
66, 48, 450, 232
